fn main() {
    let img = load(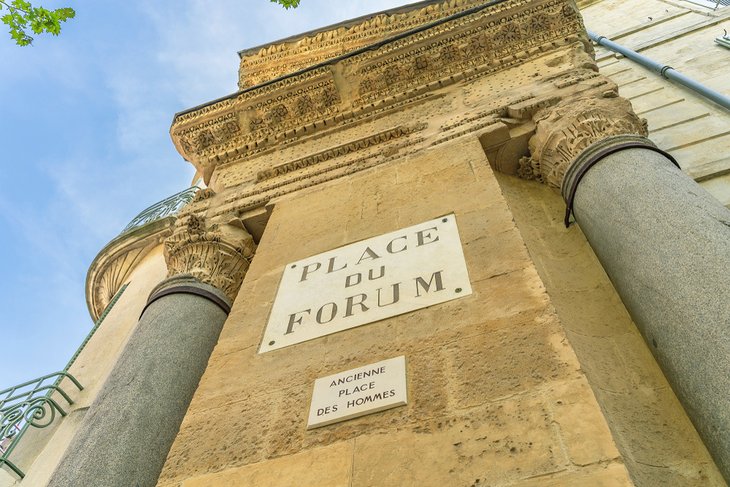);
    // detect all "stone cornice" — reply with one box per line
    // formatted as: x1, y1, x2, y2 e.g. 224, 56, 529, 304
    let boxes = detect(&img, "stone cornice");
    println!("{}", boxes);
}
180, 67, 621, 223
210, 122, 427, 220
237, 0, 489, 89
255, 124, 422, 182
170, 0, 586, 184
